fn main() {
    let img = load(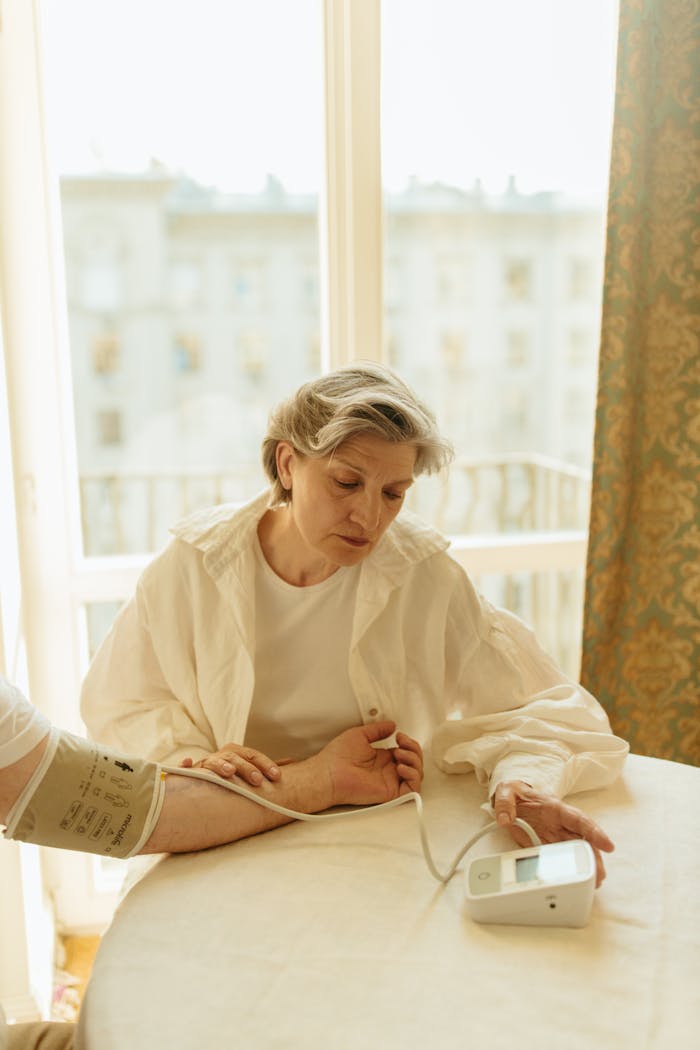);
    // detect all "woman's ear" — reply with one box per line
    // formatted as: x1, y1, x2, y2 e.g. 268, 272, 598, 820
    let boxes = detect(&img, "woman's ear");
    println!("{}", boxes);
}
275, 441, 296, 491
